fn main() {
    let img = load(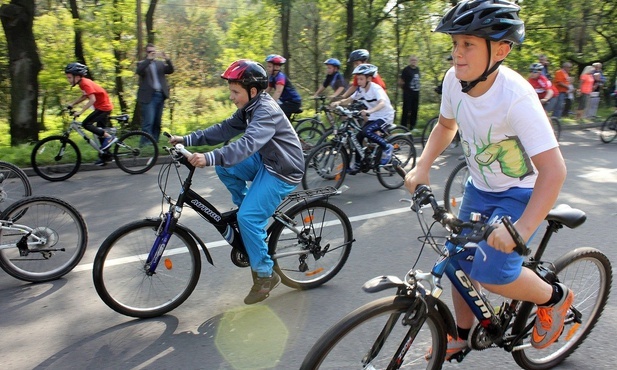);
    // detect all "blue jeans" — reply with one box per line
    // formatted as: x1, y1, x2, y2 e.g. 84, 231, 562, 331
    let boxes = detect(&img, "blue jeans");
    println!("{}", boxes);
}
553, 92, 568, 118
140, 91, 164, 143
215, 153, 297, 277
